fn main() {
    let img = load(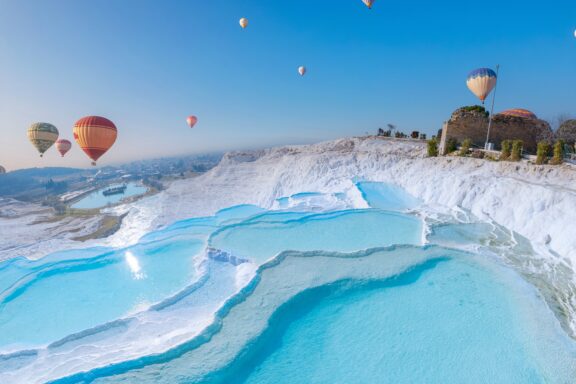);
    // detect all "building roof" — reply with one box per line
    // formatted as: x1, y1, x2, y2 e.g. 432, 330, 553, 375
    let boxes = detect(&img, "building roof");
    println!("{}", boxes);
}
497, 109, 538, 119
